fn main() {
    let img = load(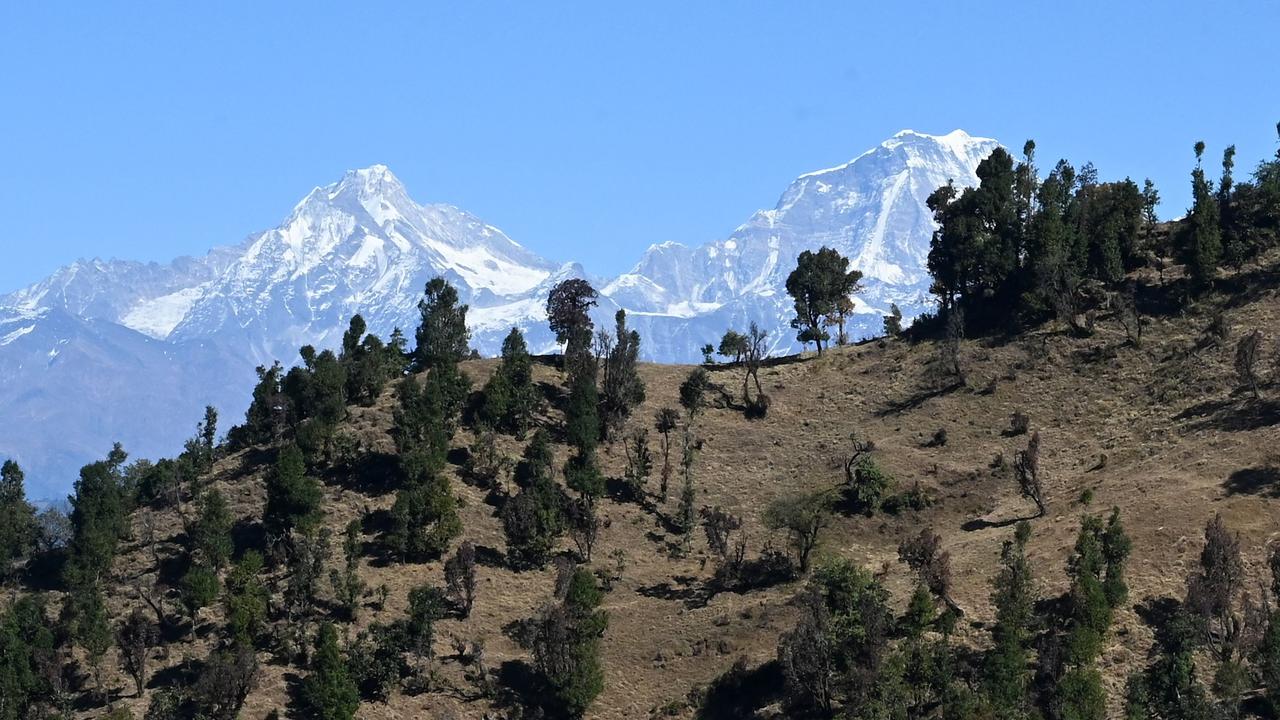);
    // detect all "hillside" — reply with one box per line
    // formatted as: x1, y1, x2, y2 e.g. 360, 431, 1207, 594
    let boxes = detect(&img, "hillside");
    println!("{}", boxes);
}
25, 254, 1280, 719
0, 130, 997, 500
